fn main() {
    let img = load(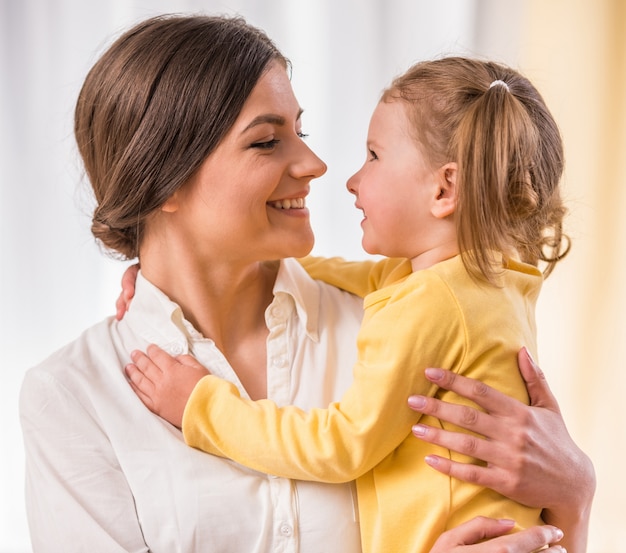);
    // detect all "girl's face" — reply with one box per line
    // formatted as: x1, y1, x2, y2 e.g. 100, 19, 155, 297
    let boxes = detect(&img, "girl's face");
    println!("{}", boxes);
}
346, 99, 445, 260
161, 61, 327, 265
